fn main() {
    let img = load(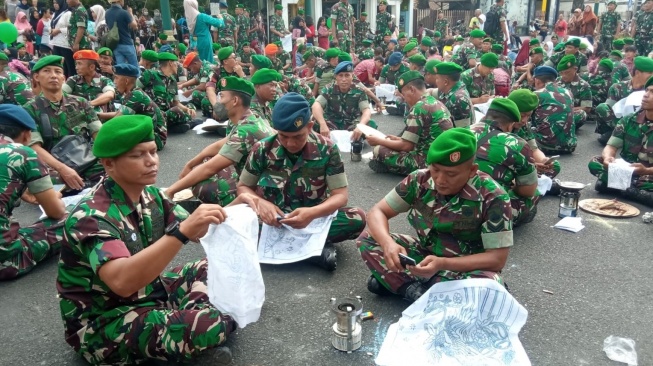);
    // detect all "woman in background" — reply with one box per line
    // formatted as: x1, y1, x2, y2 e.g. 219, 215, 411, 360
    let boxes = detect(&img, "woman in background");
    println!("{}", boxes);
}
317, 16, 329, 49
49, 0, 74, 77
184, 0, 224, 62
581, 5, 597, 36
